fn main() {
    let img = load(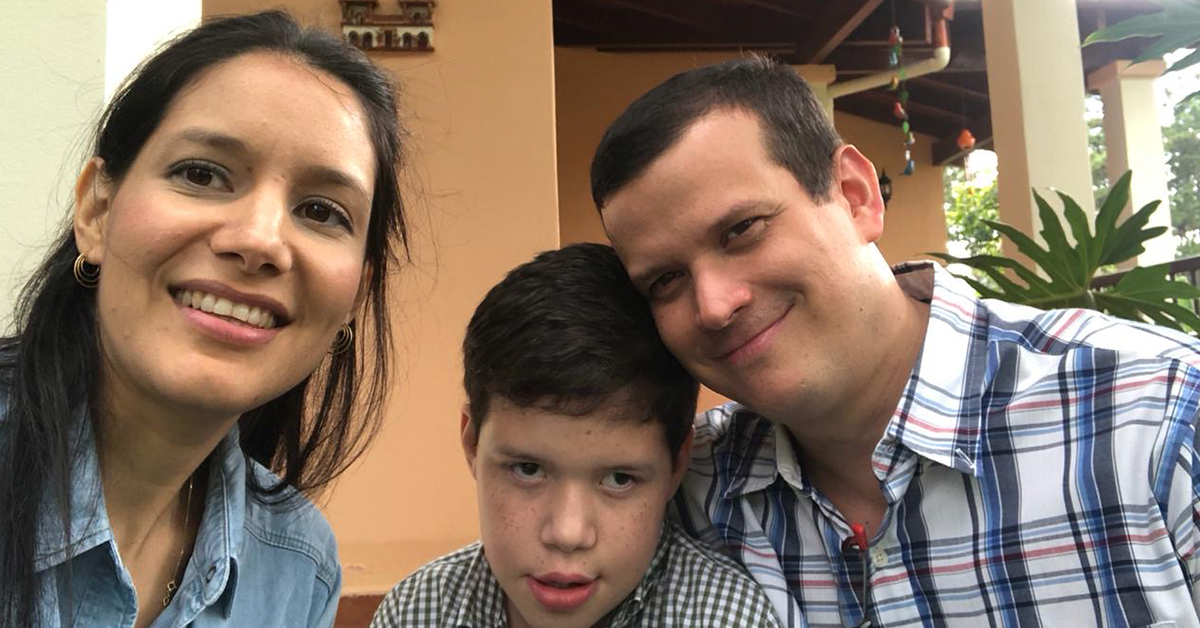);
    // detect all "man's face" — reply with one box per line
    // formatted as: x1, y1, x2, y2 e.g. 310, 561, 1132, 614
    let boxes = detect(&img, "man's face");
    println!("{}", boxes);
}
462, 397, 688, 628
601, 109, 885, 423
